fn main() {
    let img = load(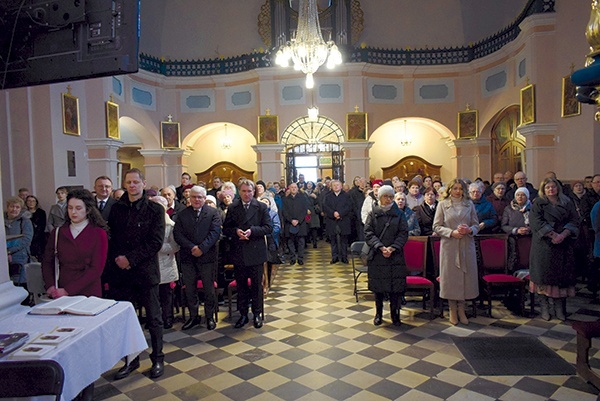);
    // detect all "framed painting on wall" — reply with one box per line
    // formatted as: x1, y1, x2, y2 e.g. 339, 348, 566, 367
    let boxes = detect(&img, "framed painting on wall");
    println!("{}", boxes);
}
106, 101, 120, 139
562, 75, 581, 118
520, 84, 535, 125
258, 115, 279, 144
346, 112, 367, 141
160, 121, 180, 149
457, 109, 478, 138
62, 93, 80, 136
